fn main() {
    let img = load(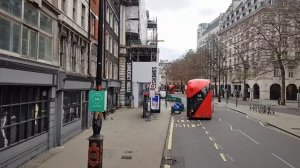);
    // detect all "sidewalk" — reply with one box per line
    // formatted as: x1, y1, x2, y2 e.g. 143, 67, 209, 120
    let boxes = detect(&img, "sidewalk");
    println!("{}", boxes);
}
217, 100, 300, 138
22, 104, 170, 168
